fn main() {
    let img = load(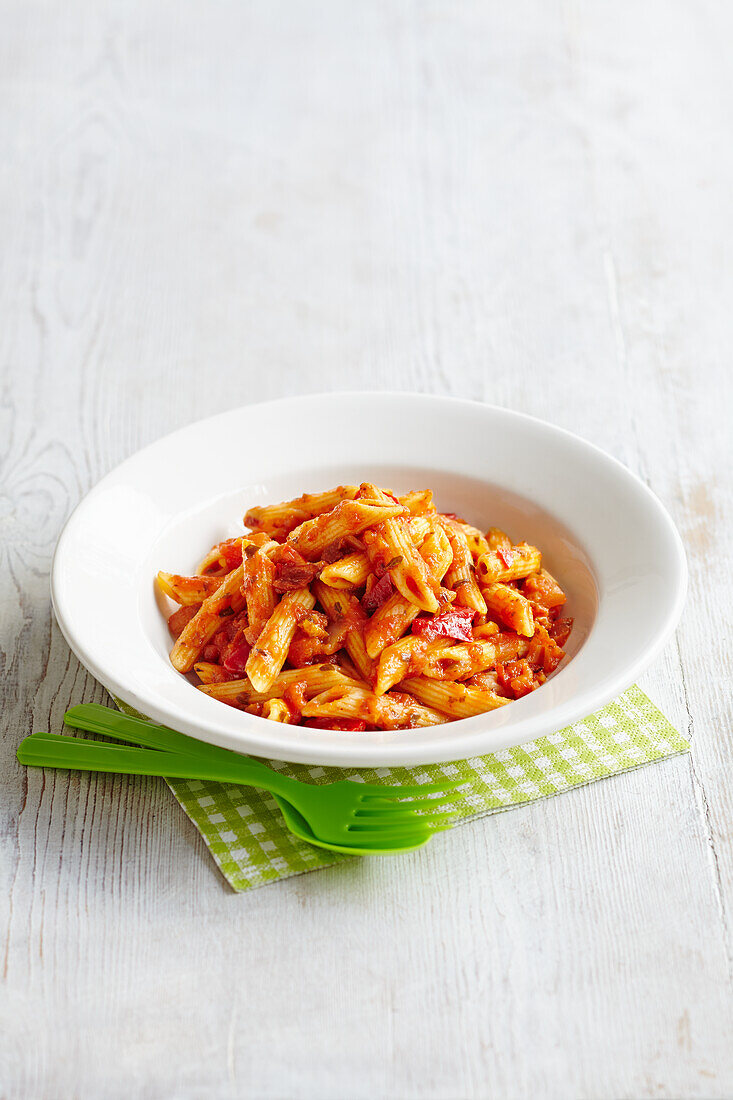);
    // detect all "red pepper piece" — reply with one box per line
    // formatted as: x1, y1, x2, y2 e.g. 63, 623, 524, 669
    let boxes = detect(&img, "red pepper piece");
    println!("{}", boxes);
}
361, 573, 393, 614
222, 640, 252, 677
411, 606, 474, 643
